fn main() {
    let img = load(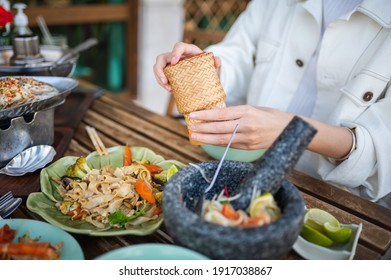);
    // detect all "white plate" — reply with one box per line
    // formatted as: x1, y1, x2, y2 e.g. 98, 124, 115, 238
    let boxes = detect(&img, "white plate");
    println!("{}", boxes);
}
293, 223, 362, 260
